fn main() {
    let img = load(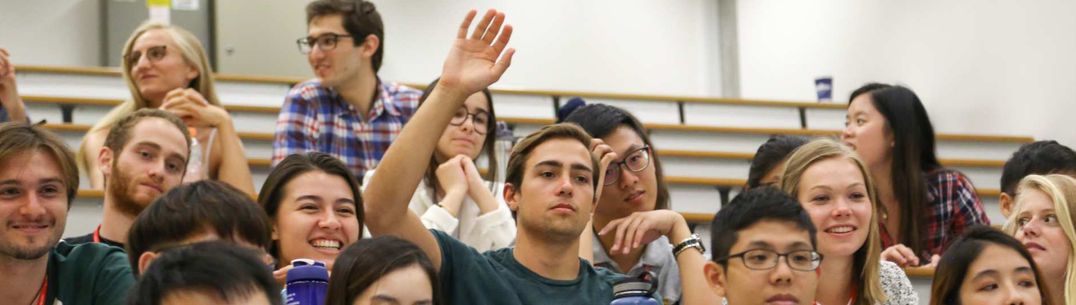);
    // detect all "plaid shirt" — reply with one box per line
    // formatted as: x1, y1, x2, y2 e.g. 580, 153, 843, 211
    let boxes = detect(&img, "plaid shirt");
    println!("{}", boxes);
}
272, 79, 420, 180
879, 168, 991, 261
